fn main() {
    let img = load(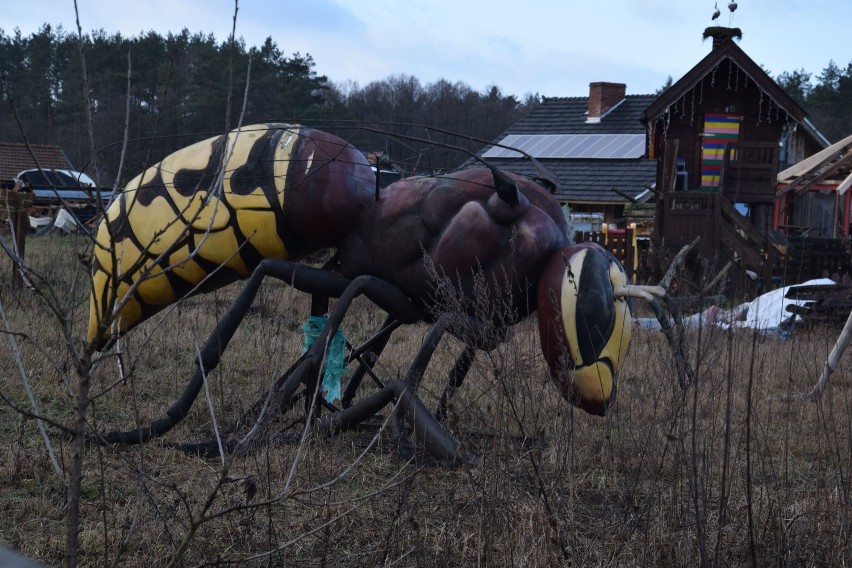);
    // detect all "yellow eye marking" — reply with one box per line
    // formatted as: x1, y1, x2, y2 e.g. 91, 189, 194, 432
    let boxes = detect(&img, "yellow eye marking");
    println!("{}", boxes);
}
560, 249, 587, 365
